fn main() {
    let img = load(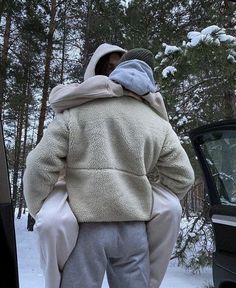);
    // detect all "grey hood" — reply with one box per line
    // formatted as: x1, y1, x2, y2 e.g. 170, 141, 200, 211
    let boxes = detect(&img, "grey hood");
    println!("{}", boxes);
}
109, 60, 157, 96
84, 43, 126, 80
